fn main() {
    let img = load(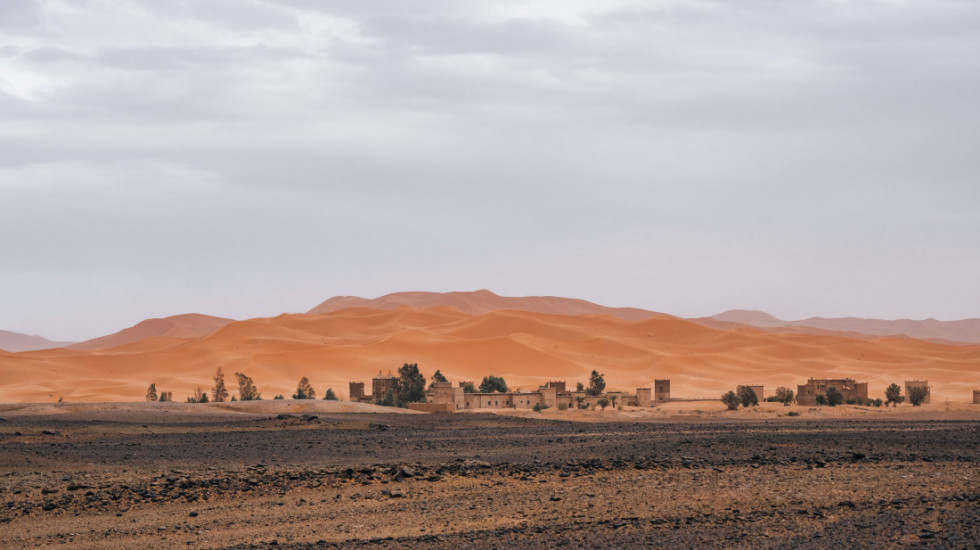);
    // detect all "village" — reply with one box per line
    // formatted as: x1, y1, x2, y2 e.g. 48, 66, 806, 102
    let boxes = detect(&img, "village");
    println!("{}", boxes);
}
348, 370, 967, 413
